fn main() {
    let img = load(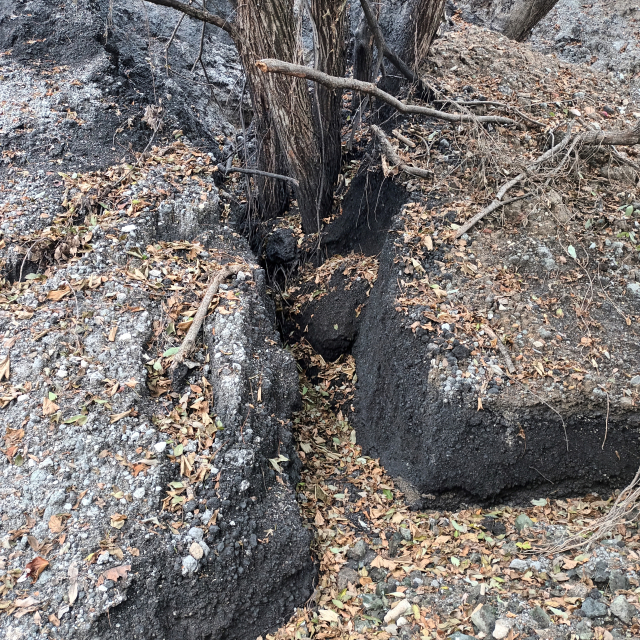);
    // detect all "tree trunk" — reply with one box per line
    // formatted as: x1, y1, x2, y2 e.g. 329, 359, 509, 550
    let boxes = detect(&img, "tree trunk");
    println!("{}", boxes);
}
353, 14, 374, 83
309, 0, 347, 200
501, 0, 560, 42
233, 0, 325, 232
400, 0, 446, 69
